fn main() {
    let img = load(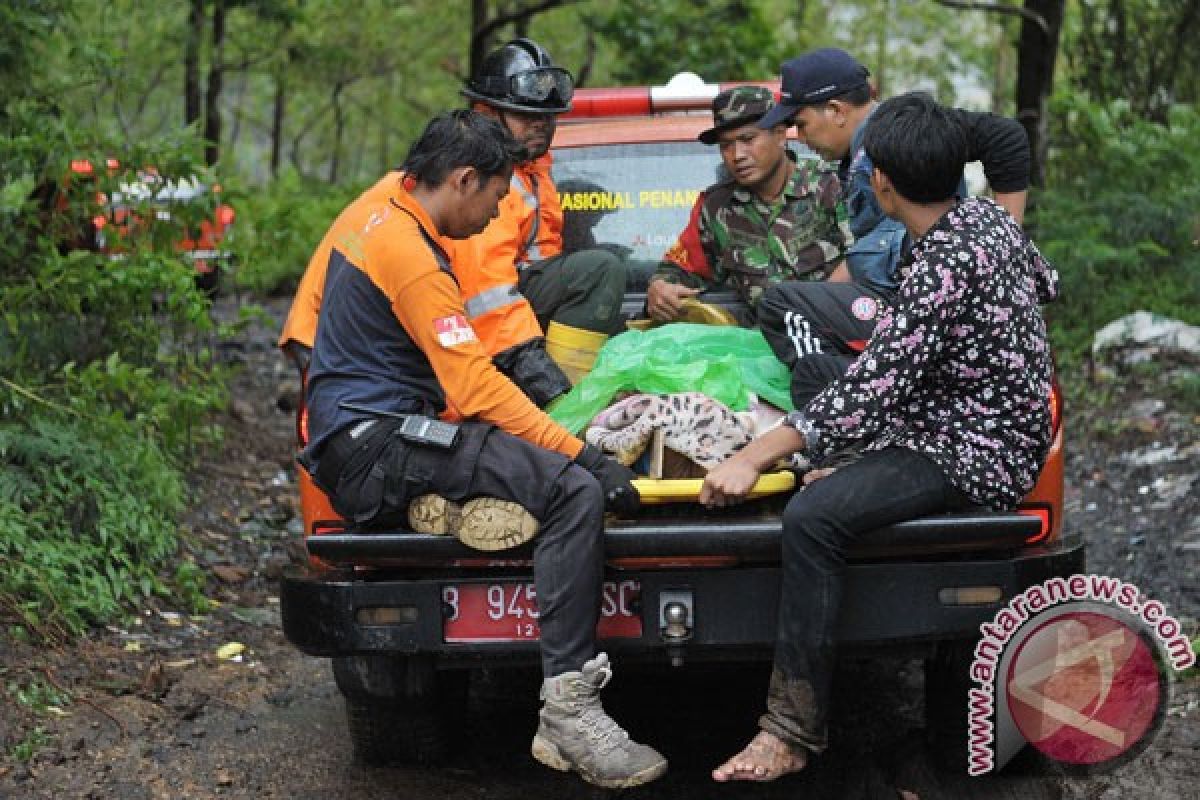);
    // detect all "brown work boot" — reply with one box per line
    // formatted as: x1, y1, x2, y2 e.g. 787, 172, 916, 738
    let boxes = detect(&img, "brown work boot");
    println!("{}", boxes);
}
406, 494, 538, 551
531, 653, 668, 788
